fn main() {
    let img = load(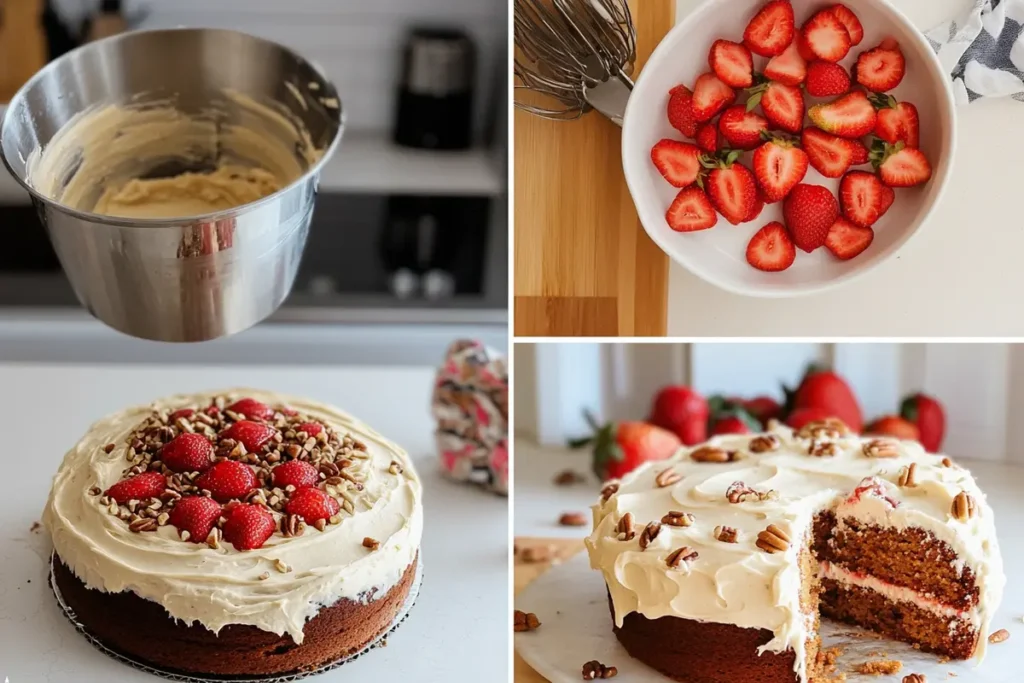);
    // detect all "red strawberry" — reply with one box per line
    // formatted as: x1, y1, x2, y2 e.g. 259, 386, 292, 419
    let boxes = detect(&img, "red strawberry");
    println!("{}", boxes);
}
226, 398, 275, 421
692, 73, 736, 122
866, 415, 920, 441
796, 25, 817, 61
764, 42, 807, 86
649, 386, 709, 446
900, 393, 945, 452
783, 184, 839, 252
709, 39, 754, 88
746, 189, 766, 222
804, 9, 851, 62
168, 496, 222, 543
856, 40, 905, 92
849, 138, 870, 165
878, 183, 895, 215
666, 187, 718, 232
872, 95, 919, 148
710, 416, 752, 436
828, 4, 864, 45
718, 105, 768, 150
744, 396, 783, 426
786, 405, 839, 430
297, 422, 323, 437
802, 128, 854, 178
169, 408, 195, 421
839, 171, 888, 227
789, 367, 863, 432
749, 82, 804, 133
667, 85, 698, 138
571, 415, 682, 481
873, 142, 931, 187
160, 433, 214, 473
746, 221, 796, 272
743, 0, 795, 57
195, 460, 257, 502
705, 152, 758, 225
808, 91, 877, 138
651, 139, 702, 188
696, 122, 719, 153
105, 471, 167, 504
805, 61, 850, 97
222, 503, 275, 551
221, 420, 277, 453
825, 217, 874, 260
286, 487, 341, 524
752, 134, 808, 202
272, 460, 320, 489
